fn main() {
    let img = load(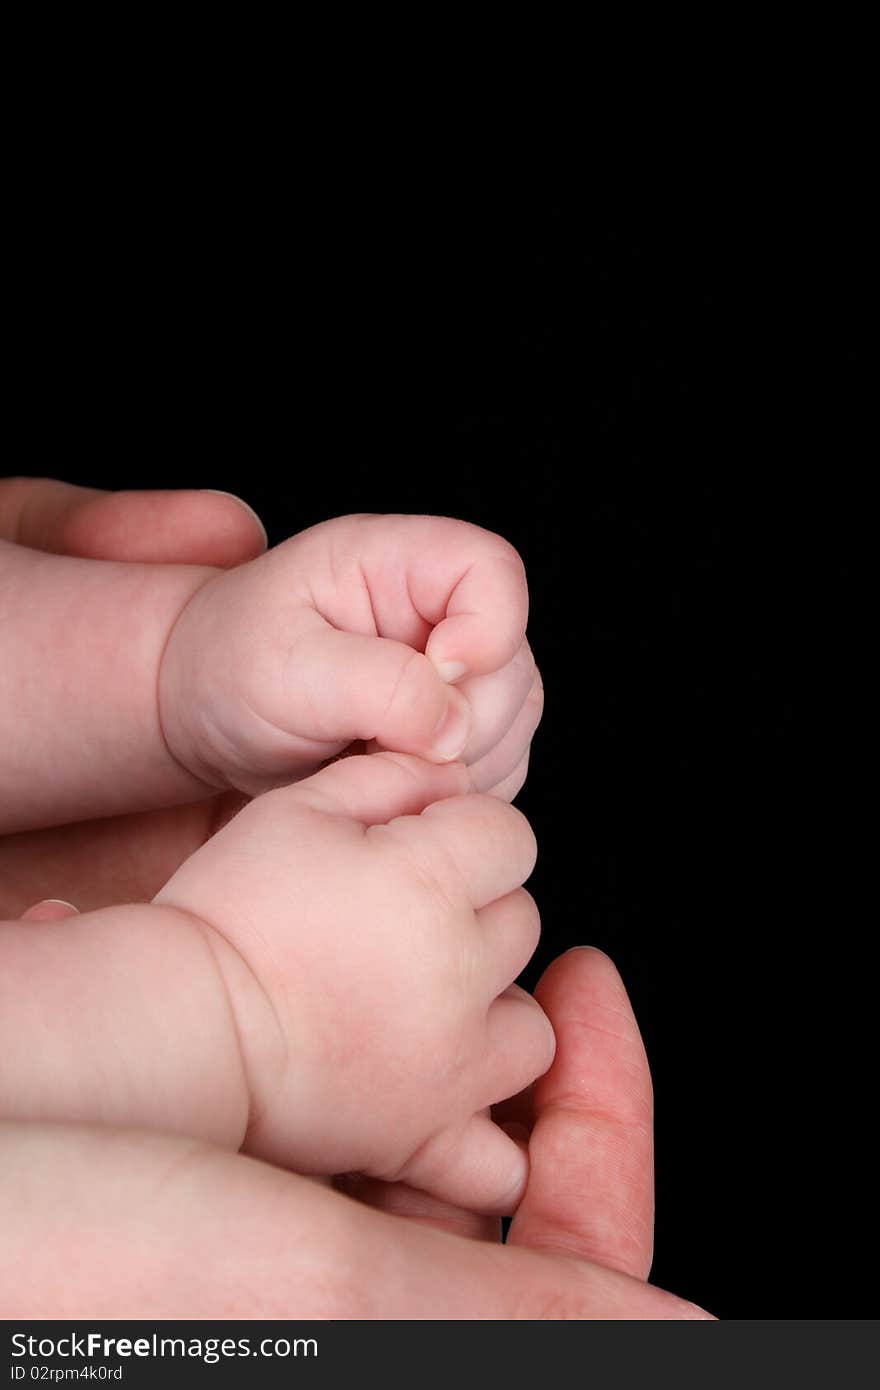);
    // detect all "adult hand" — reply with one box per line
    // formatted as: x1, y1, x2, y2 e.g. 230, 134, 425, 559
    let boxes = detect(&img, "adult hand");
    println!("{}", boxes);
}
0, 476, 266, 566
2, 946, 712, 1318
0, 478, 264, 915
